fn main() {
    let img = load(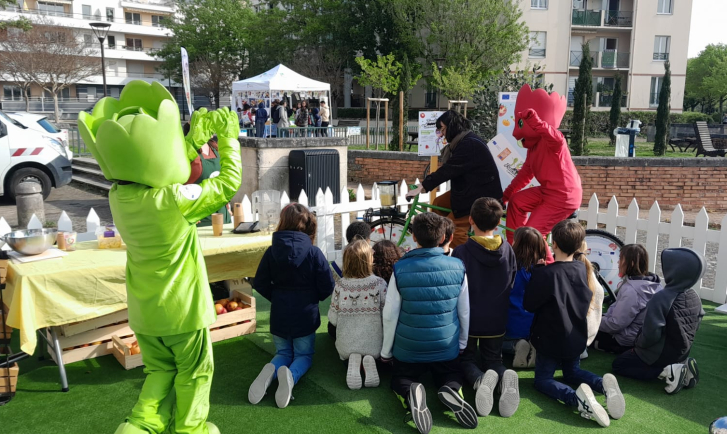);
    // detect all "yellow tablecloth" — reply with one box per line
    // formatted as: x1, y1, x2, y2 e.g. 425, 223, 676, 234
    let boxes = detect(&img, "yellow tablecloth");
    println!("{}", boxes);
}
2, 224, 271, 355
